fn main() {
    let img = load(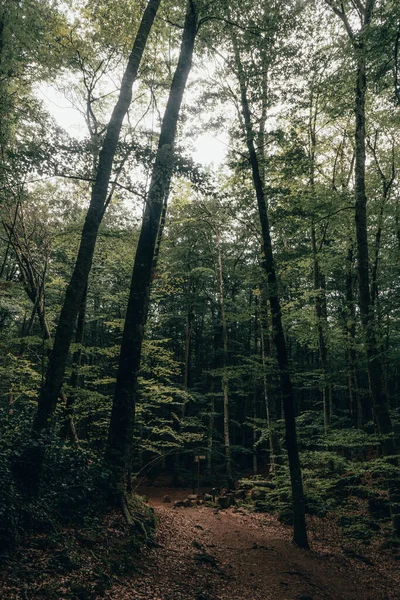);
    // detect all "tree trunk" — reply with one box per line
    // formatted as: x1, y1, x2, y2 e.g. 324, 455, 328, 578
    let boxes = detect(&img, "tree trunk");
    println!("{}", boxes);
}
354, 39, 400, 538
345, 244, 364, 427
259, 284, 280, 470
184, 297, 194, 390
173, 289, 193, 481
152, 193, 168, 279
311, 223, 331, 433
33, 0, 161, 437
207, 393, 215, 475
216, 227, 234, 488
104, 0, 198, 502
233, 40, 308, 549
0, 5, 10, 149
252, 295, 259, 475
207, 309, 220, 475
395, 196, 400, 252
354, 9, 397, 448
63, 285, 87, 444
308, 93, 331, 432
326, 0, 399, 536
